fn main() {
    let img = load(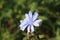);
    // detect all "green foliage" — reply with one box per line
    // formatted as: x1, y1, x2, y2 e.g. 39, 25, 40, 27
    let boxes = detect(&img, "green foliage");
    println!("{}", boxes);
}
0, 0, 60, 40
